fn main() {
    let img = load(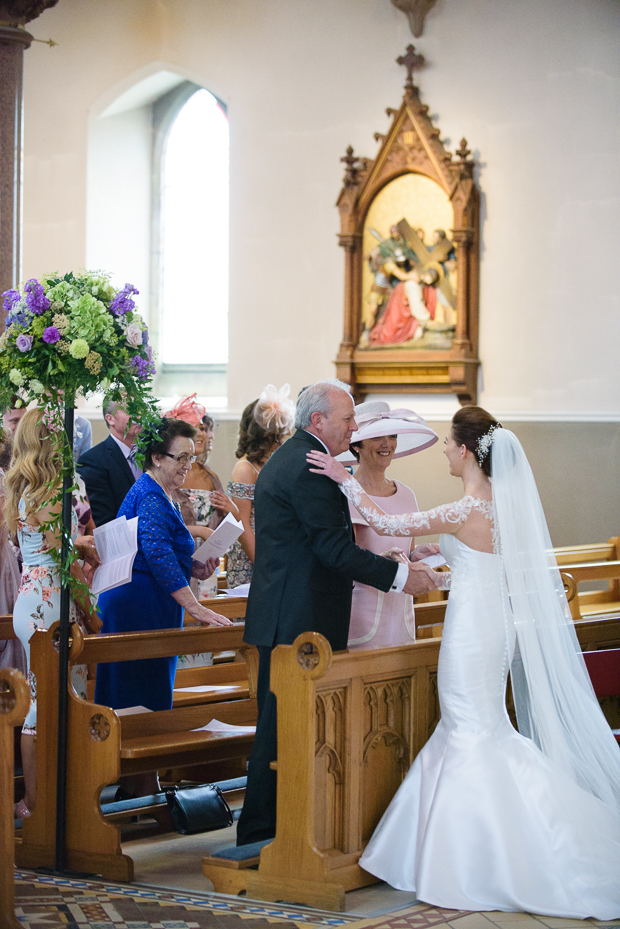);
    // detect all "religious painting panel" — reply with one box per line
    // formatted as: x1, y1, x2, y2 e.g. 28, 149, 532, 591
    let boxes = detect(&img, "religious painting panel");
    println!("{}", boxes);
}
360, 173, 456, 352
